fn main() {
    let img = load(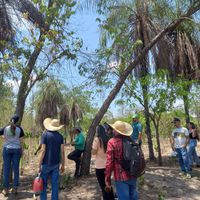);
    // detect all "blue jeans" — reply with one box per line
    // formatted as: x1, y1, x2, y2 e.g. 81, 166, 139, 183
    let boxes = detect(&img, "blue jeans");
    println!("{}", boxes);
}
115, 178, 138, 200
188, 139, 200, 167
176, 147, 190, 173
3, 147, 22, 189
40, 164, 59, 200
